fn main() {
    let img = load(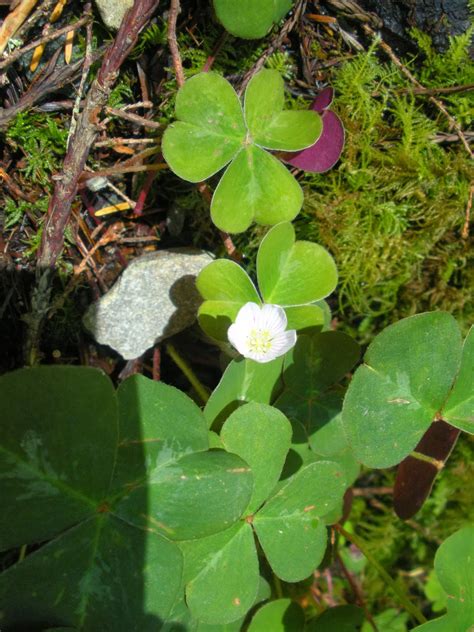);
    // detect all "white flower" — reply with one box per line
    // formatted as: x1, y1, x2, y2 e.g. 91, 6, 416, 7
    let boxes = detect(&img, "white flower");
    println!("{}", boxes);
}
227, 302, 297, 363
